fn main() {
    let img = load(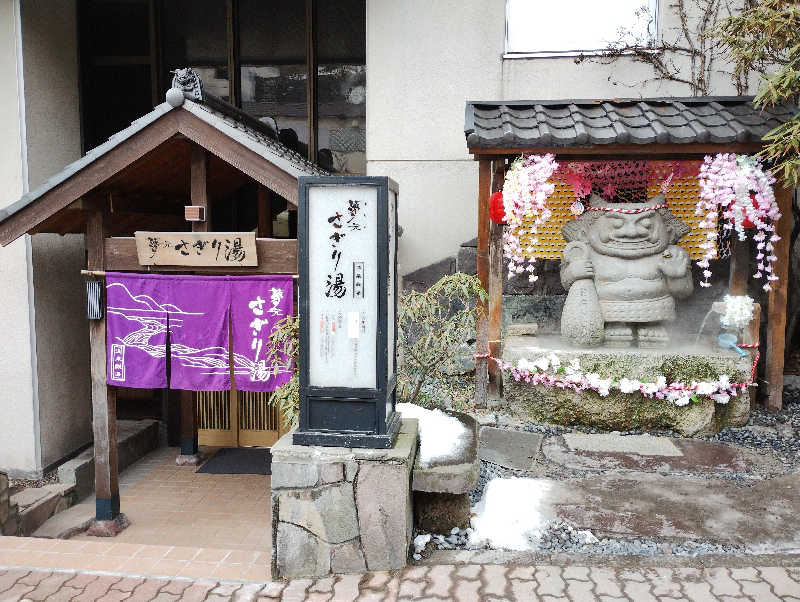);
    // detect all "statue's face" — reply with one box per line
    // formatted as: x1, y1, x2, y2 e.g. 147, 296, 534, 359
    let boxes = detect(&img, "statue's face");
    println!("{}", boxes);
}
586, 210, 670, 258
